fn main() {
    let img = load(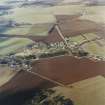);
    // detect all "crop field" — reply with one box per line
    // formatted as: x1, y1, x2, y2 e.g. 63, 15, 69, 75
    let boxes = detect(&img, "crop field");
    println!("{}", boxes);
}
83, 33, 100, 40
1, 4, 84, 23
3, 13, 56, 25
0, 8, 56, 36
53, 76, 105, 105
1, 4, 104, 37
82, 41, 105, 57
69, 35, 86, 44
0, 4, 84, 37
80, 6, 105, 23
51, 4, 84, 15
68, 33, 105, 57
28, 23, 54, 36
0, 23, 54, 36
69, 33, 98, 44
0, 0, 105, 105
0, 38, 33, 56
0, 26, 30, 36
4, 4, 84, 16
0, 0, 7, 3
0, 66, 17, 87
